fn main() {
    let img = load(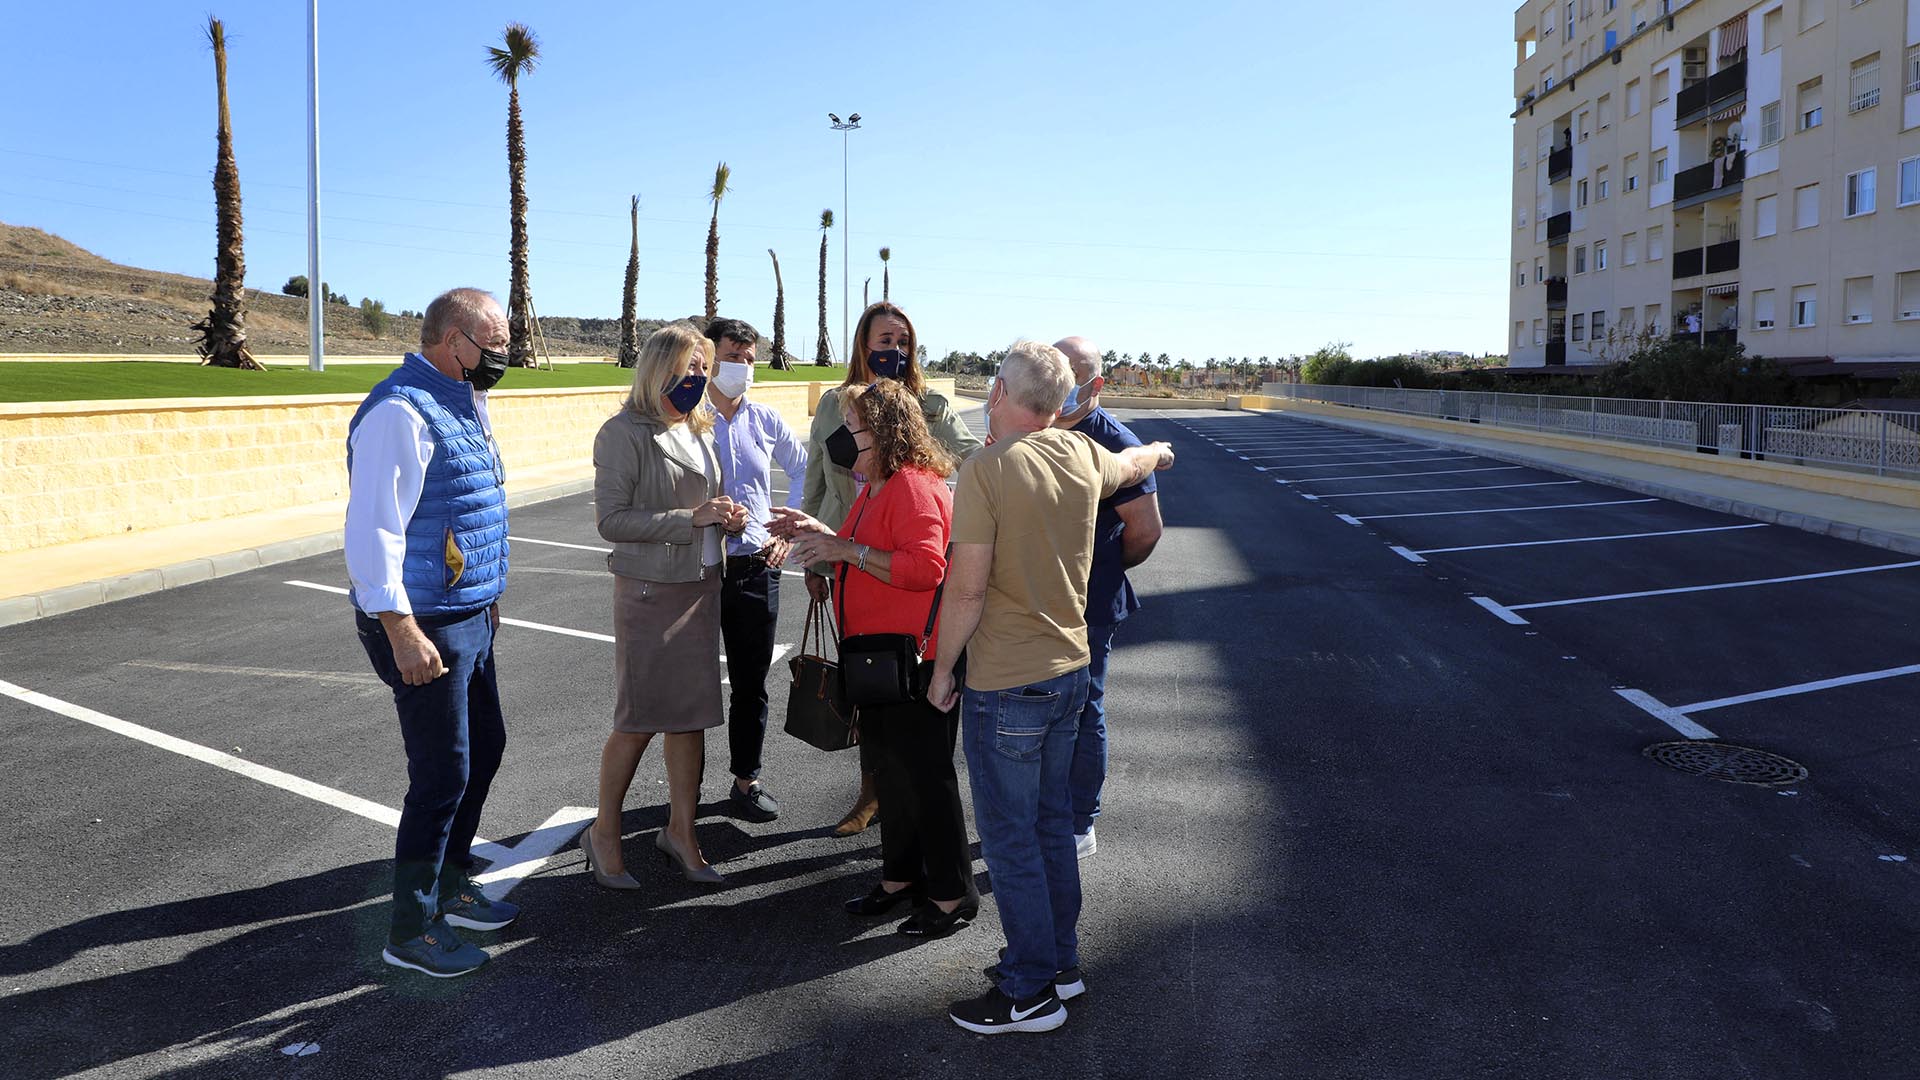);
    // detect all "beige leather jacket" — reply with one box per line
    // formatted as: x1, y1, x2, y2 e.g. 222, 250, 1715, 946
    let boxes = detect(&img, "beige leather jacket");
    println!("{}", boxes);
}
592, 409, 728, 583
